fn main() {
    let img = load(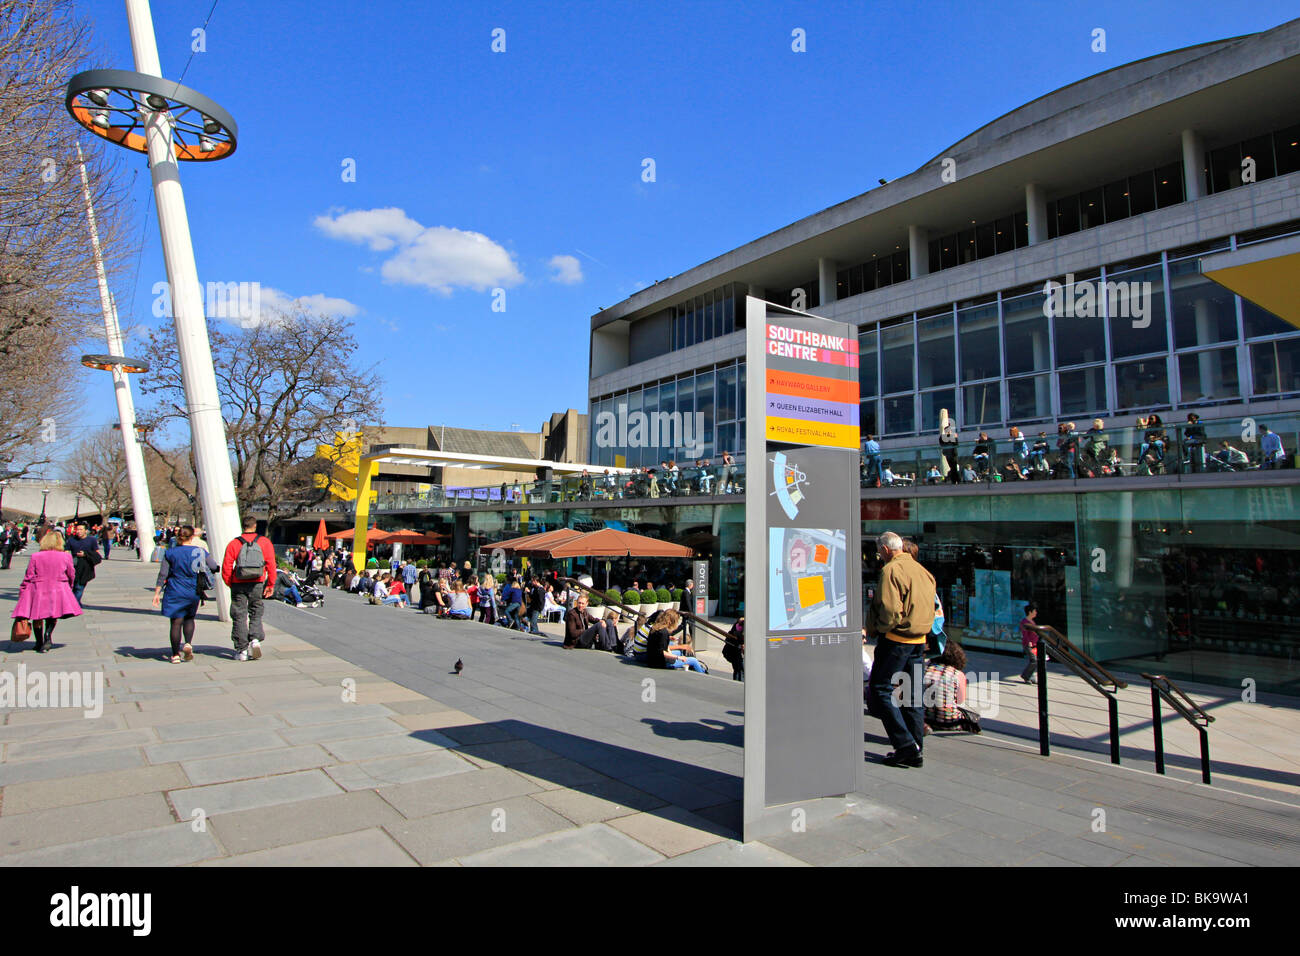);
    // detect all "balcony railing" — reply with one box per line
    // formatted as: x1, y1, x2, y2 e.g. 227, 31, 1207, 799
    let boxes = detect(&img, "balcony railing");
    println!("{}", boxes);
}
345, 410, 1296, 514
